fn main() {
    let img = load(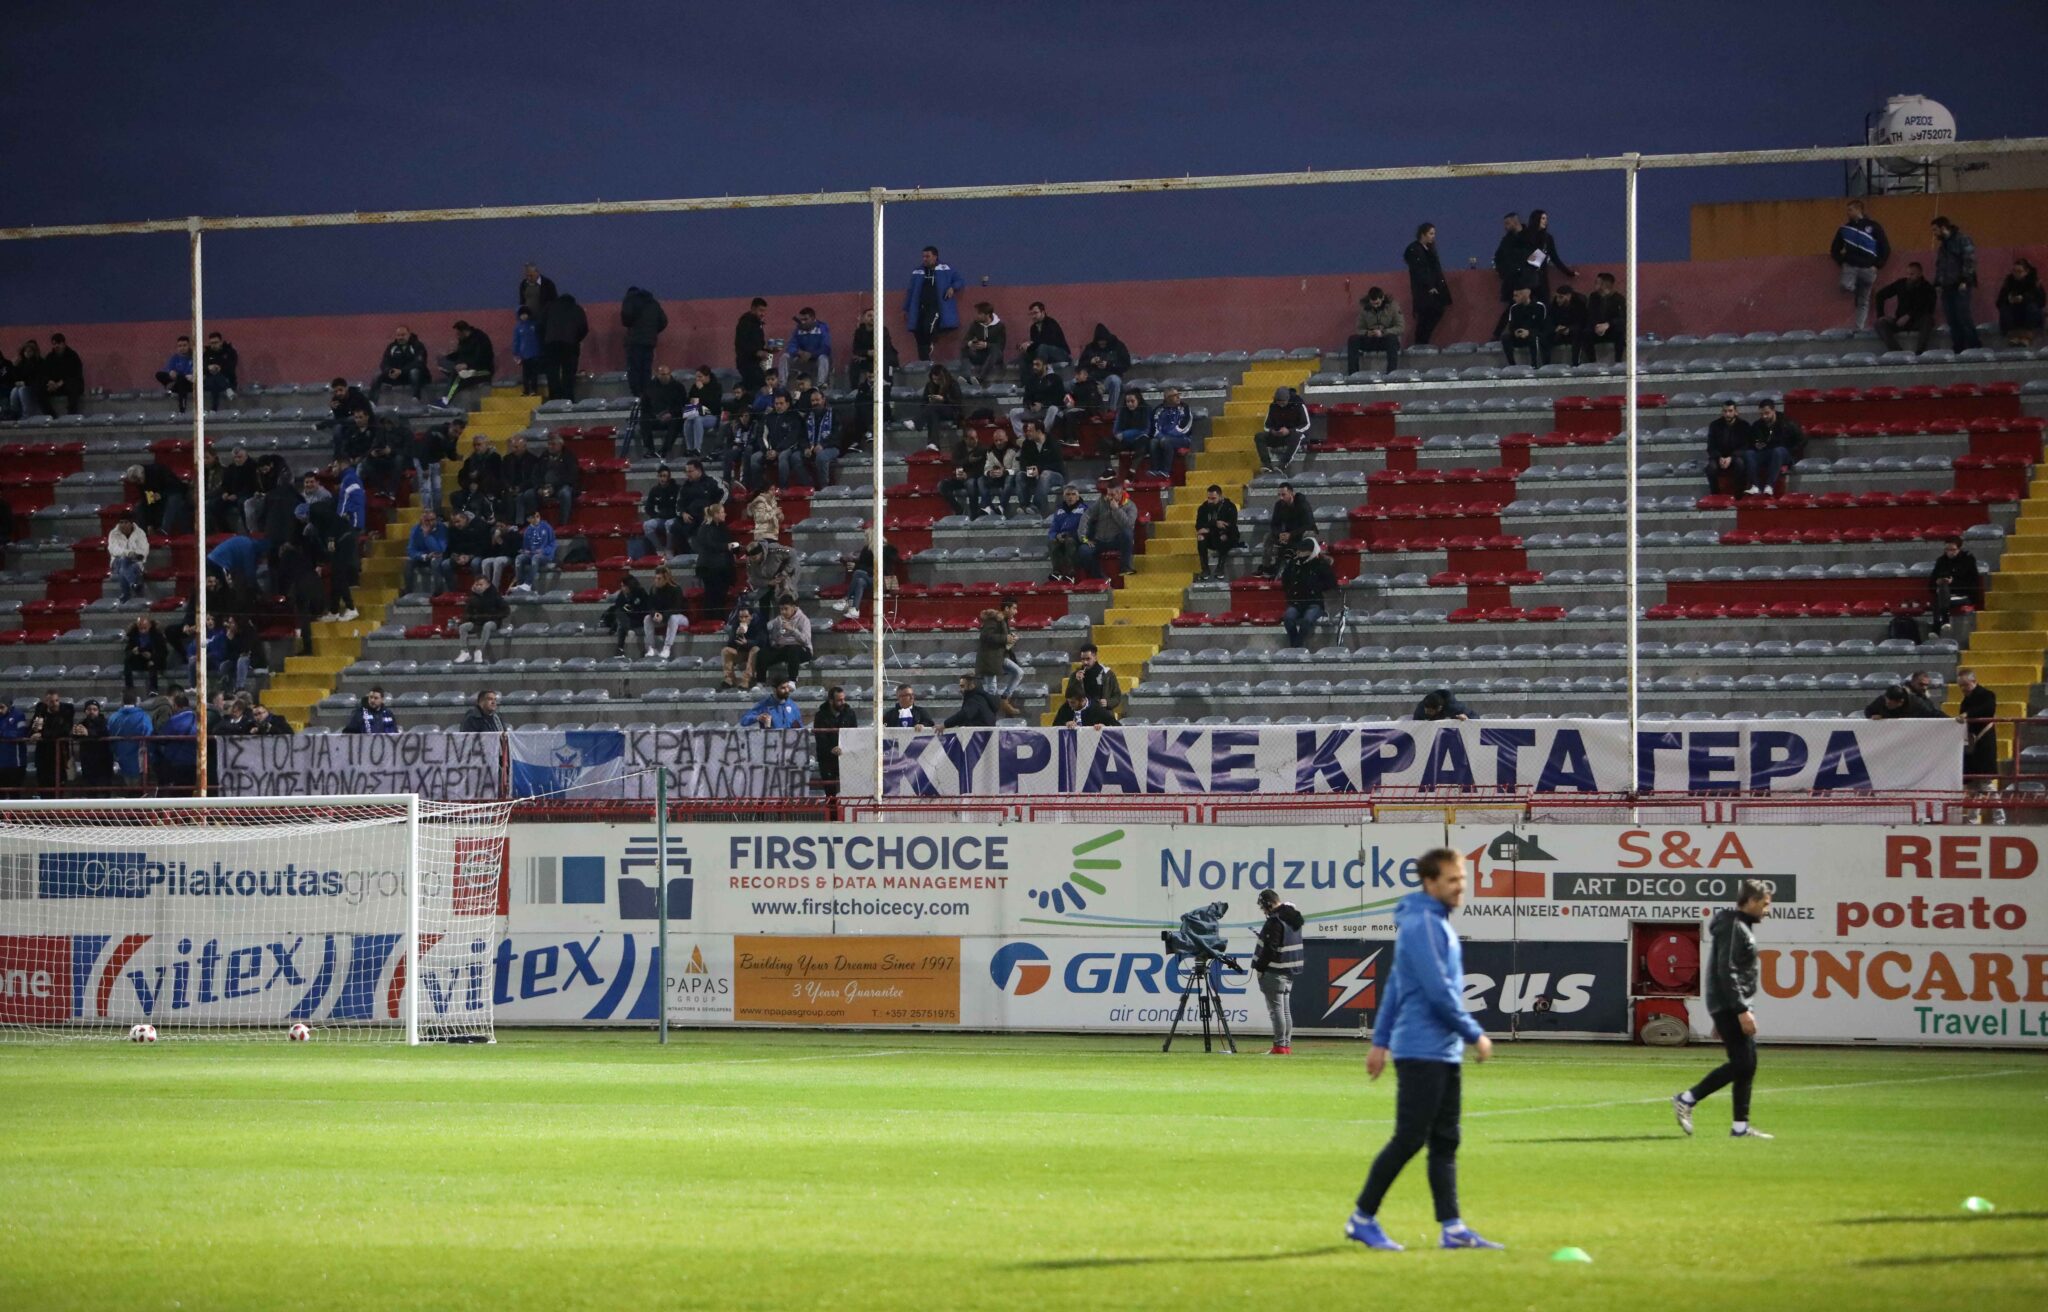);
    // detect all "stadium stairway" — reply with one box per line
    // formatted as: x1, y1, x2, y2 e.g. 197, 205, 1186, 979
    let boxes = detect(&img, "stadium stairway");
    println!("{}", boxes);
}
1058, 360, 1310, 721
1949, 448, 2048, 755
